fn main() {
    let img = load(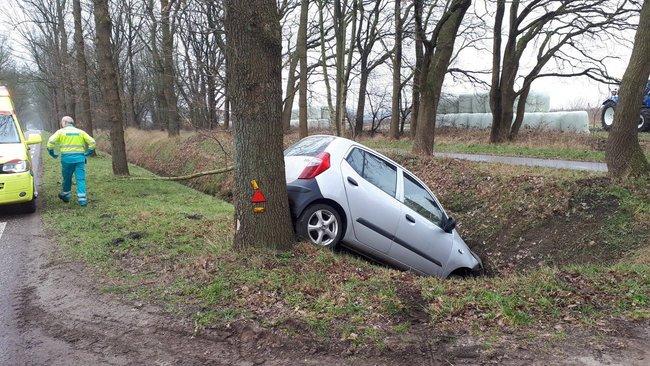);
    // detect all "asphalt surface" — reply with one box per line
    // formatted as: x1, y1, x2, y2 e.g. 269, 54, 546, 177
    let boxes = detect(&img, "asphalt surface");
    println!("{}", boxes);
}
0, 144, 41, 365
433, 152, 608, 172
